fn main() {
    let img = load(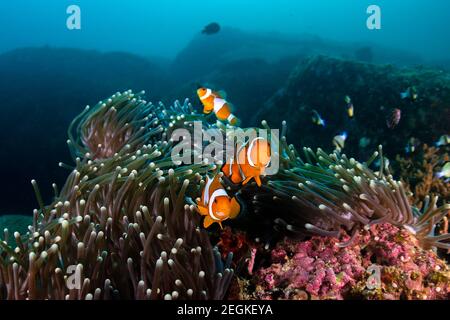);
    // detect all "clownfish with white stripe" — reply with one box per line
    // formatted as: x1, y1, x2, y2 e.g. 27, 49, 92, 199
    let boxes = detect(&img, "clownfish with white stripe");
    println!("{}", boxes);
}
197, 87, 239, 126
222, 137, 271, 187
196, 175, 241, 229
